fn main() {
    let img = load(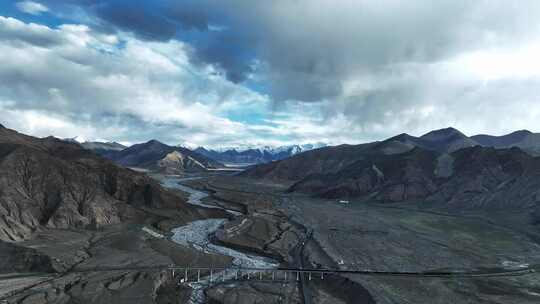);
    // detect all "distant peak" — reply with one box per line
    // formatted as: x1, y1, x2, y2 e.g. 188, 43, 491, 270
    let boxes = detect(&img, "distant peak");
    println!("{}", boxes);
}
62, 136, 86, 143
420, 127, 466, 139
138, 139, 170, 149
391, 133, 414, 140
44, 136, 60, 141
472, 130, 533, 140
429, 127, 461, 134
509, 130, 532, 136
176, 141, 198, 150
